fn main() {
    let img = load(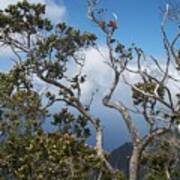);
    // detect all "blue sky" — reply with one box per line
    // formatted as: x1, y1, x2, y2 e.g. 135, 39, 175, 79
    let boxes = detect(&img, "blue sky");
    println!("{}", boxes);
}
0, 0, 175, 68
63, 0, 173, 56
